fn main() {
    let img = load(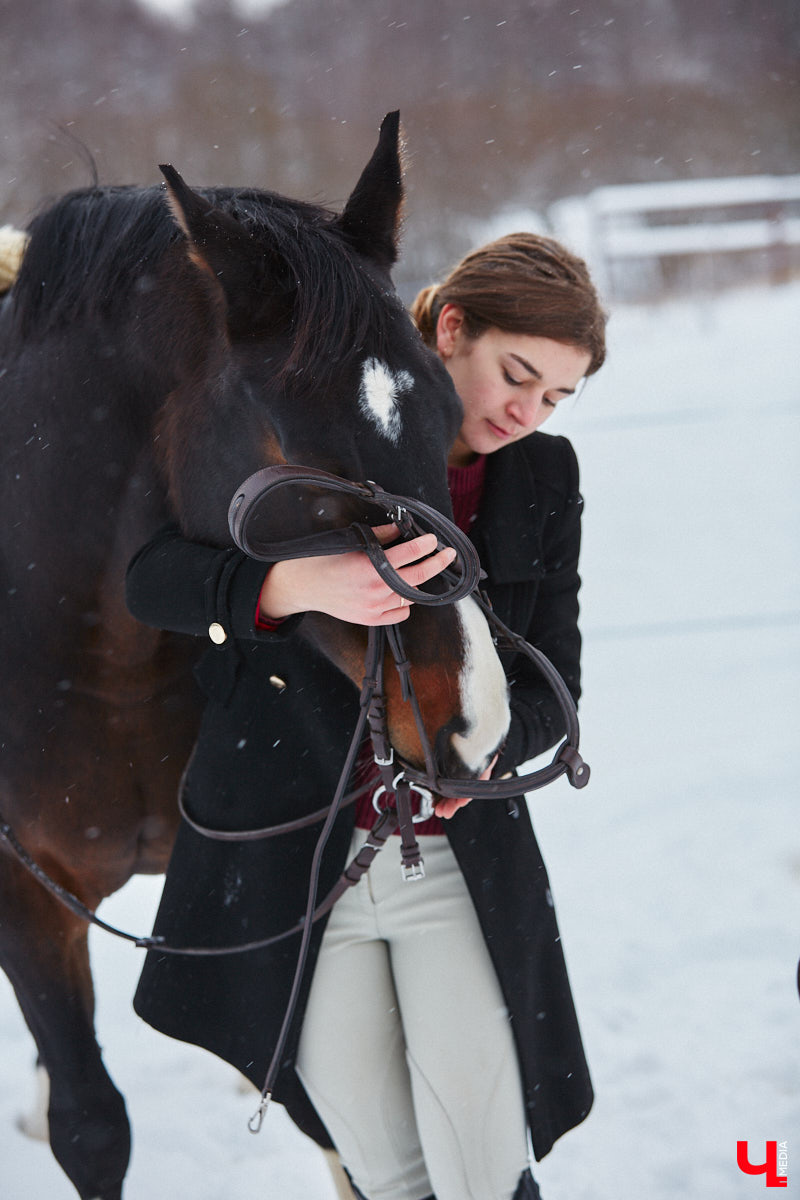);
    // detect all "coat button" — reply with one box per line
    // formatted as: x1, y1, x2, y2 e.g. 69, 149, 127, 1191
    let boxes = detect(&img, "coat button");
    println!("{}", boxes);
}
269, 674, 287, 691
208, 622, 227, 644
